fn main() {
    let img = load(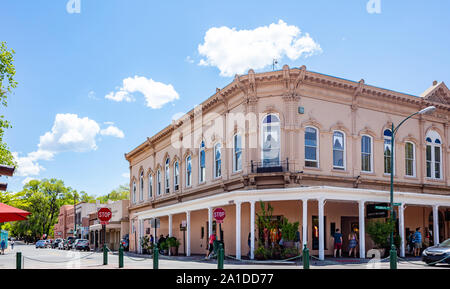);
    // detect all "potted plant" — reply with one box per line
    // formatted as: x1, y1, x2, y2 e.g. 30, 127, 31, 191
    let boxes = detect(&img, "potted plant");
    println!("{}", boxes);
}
160, 240, 169, 255
271, 243, 282, 259
167, 237, 180, 256
256, 201, 274, 249
366, 219, 401, 258
282, 247, 299, 259
139, 235, 150, 254
255, 246, 269, 260
280, 217, 299, 248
